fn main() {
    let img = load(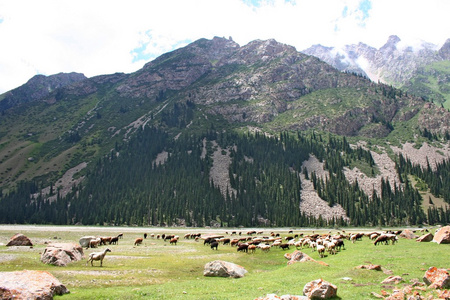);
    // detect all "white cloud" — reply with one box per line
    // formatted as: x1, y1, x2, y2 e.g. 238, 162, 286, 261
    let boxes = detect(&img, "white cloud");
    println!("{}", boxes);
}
0, 0, 448, 94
